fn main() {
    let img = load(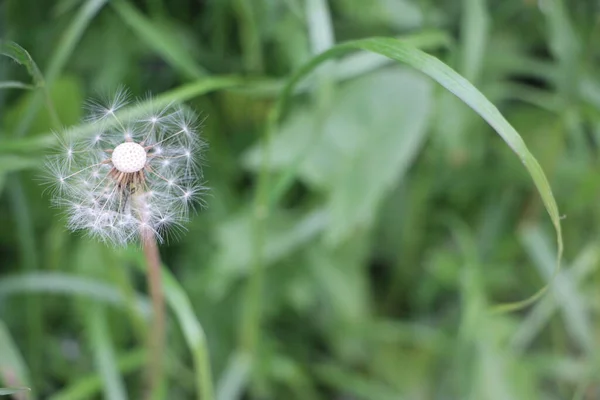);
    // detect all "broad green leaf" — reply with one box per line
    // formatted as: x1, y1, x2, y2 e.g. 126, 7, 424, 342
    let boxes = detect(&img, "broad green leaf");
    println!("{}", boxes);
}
260, 37, 562, 312
208, 209, 328, 298
112, 0, 207, 79
326, 69, 431, 243
245, 68, 432, 243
